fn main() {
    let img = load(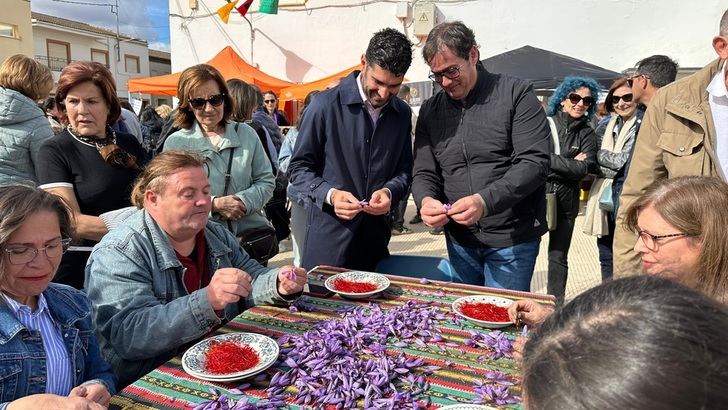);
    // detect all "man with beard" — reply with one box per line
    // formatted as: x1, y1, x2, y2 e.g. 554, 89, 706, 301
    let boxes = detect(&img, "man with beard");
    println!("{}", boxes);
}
288, 28, 413, 271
